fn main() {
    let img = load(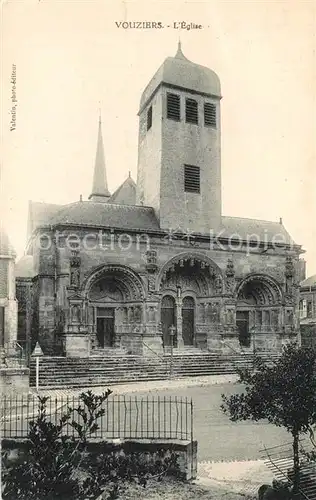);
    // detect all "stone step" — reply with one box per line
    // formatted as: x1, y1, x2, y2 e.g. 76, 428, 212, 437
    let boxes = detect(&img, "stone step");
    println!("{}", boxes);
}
28, 352, 279, 388
30, 355, 257, 366
30, 366, 240, 385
